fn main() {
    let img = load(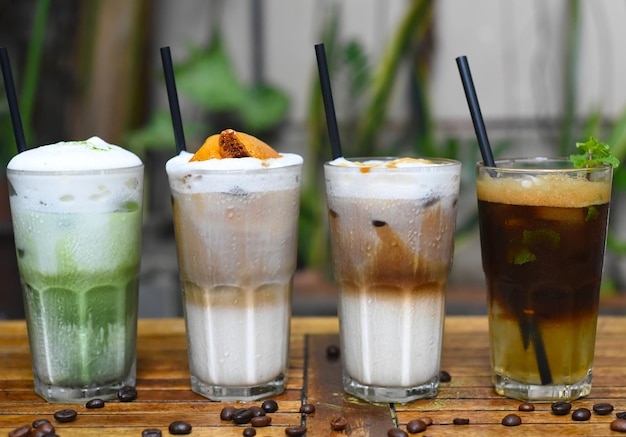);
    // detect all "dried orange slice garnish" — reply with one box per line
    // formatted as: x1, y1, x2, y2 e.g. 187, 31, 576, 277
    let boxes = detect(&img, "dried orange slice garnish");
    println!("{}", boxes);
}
219, 129, 280, 159
189, 134, 221, 161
